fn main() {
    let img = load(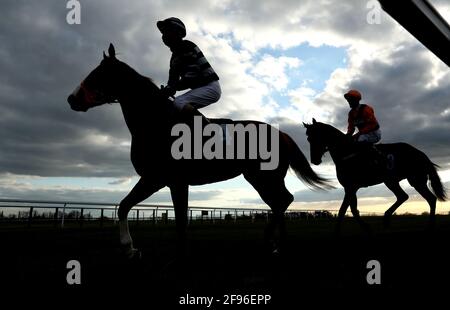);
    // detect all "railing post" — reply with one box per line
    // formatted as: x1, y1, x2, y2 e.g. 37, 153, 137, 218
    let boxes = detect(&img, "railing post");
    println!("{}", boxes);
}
136, 210, 140, 226
27, 207, 33, 228
54, 207, 59, 227
100, 208, 104, 227
61, 203, 66, 229
80, 208, 84, 228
